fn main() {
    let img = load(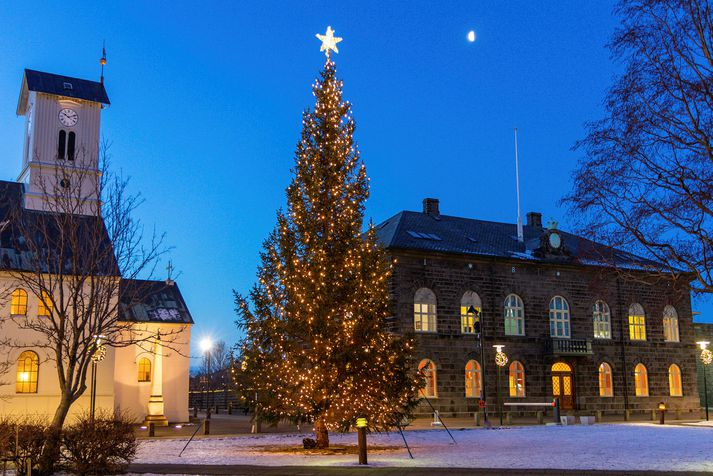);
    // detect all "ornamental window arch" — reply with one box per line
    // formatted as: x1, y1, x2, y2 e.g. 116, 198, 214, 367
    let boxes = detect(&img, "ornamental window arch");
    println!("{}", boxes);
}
414, 287, 437, 332
460, 290, 482, 334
